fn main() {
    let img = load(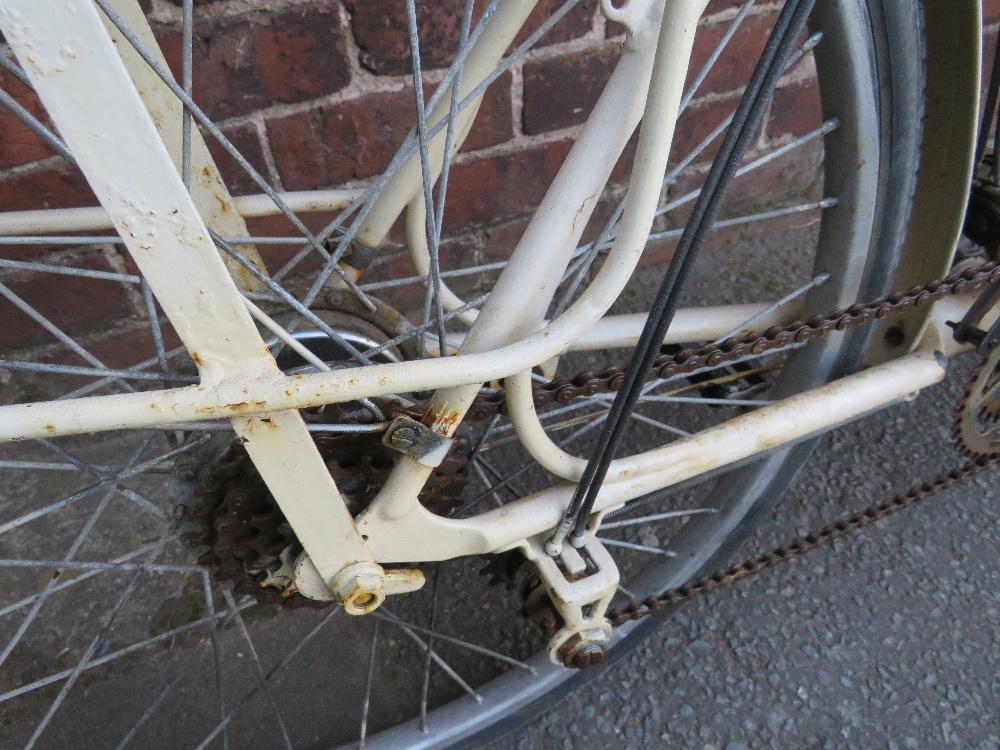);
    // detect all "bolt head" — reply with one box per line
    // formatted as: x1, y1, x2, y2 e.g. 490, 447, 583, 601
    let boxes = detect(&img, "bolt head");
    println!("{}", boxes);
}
388, 426, 417, 449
